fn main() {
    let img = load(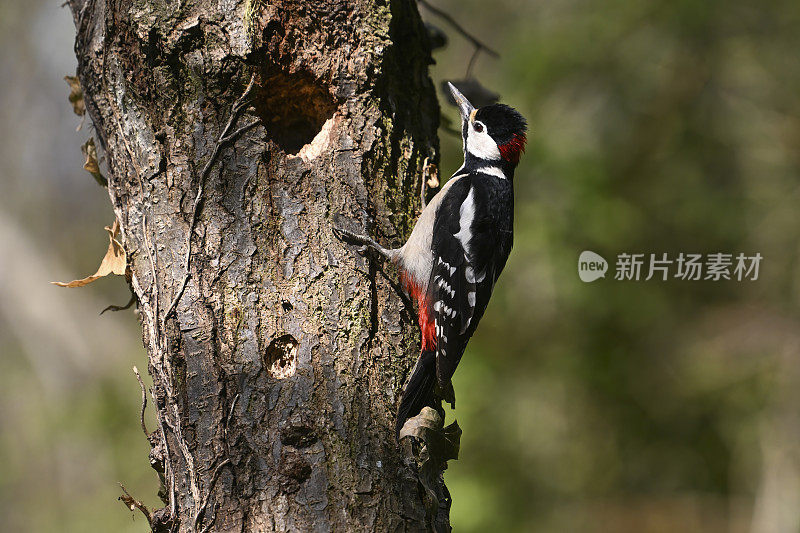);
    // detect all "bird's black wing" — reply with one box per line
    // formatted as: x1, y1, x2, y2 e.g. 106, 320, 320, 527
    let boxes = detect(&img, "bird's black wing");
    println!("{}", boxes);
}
429, 175, 499, 401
